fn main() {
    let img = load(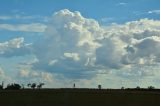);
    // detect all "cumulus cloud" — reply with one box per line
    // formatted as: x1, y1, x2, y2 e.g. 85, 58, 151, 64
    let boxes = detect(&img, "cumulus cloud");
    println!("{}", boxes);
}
100, 18, 160, 77
0, 37, 32, 57
2, 9, 160, 81
96, 36, 126, 69
29, 10, 160, 79
32, 9, 103, 79
0, 23, 46, 32
131, 36, 160, 58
